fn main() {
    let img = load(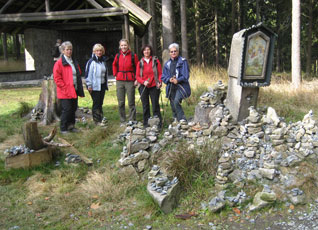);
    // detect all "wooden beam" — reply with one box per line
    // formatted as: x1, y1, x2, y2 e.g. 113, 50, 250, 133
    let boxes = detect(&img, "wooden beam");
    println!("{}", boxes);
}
49, 21, 123, 30
0, 8, 127, 22
0, 0, 16, 14
86, 0, 104, 9
105, 0, 151, 25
